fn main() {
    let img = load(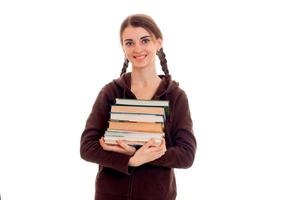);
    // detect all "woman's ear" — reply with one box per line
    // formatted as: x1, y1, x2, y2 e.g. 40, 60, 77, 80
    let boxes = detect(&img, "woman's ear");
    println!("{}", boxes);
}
156, 38, 163, 51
